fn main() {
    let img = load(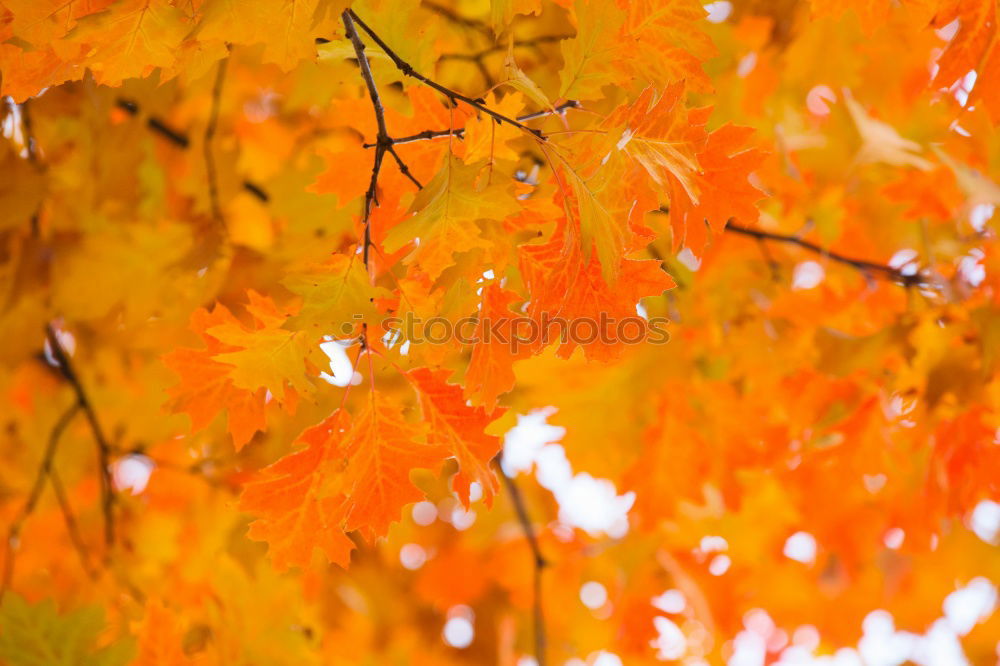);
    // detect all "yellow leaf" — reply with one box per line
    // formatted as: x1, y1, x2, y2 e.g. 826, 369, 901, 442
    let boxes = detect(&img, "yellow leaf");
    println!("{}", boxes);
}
558, 0, 625, 101
284, 253, 389, 336
844, 91, 932, 170
65, 0, 188, 86
500, 39, 556, 115
490, 0, 541, 33
210, 321, 313, 401
194, 0, 347, 70
384, 156, 522, 280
